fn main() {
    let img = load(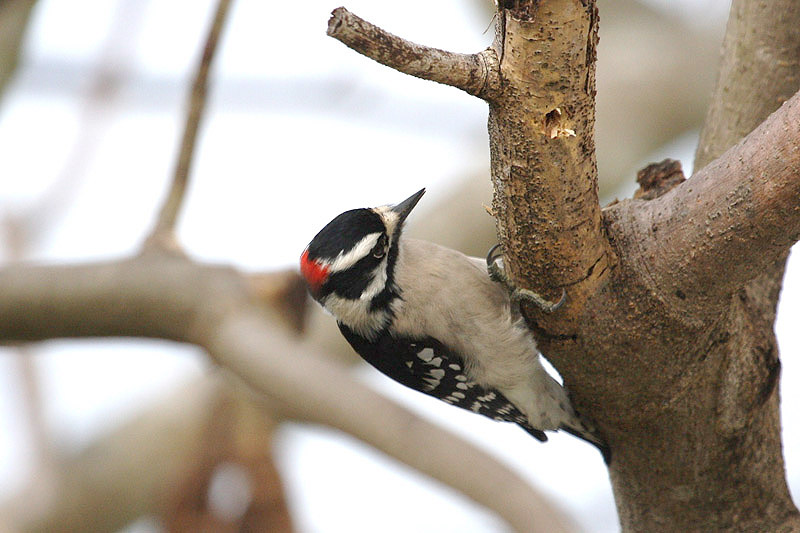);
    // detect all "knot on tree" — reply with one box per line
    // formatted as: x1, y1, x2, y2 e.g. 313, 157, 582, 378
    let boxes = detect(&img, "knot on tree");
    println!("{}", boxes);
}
633, 158, 686, 200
